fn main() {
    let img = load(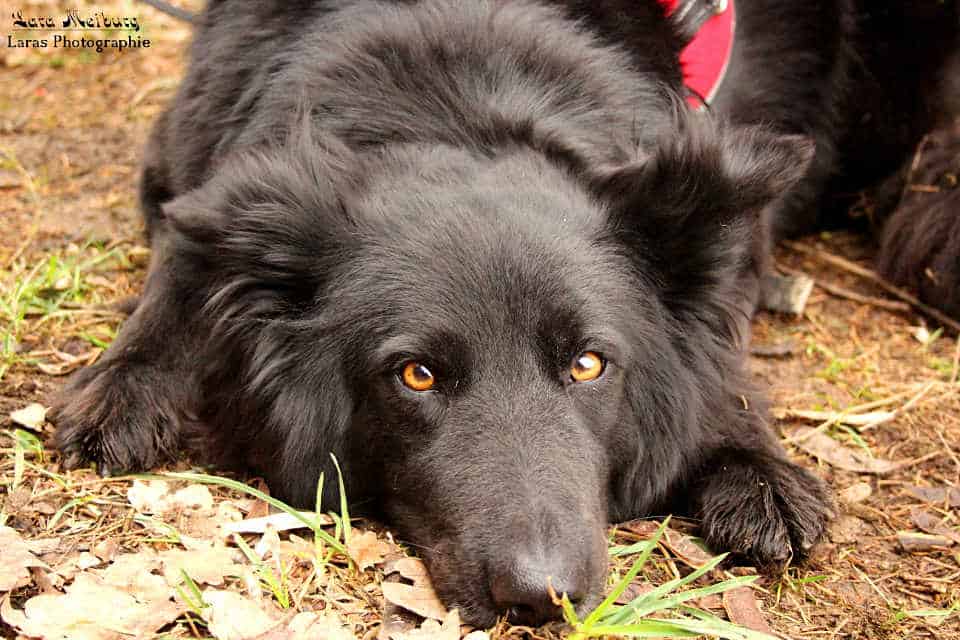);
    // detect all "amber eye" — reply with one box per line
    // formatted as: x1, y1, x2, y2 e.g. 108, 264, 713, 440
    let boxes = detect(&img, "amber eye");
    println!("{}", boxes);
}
570, 351, 604, 383
401, 362, 436, 392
